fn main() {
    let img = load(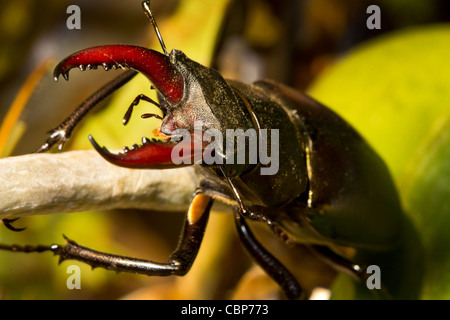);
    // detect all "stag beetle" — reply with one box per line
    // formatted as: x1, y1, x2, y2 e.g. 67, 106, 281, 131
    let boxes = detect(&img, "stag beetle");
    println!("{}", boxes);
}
1, 1, 423, 299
